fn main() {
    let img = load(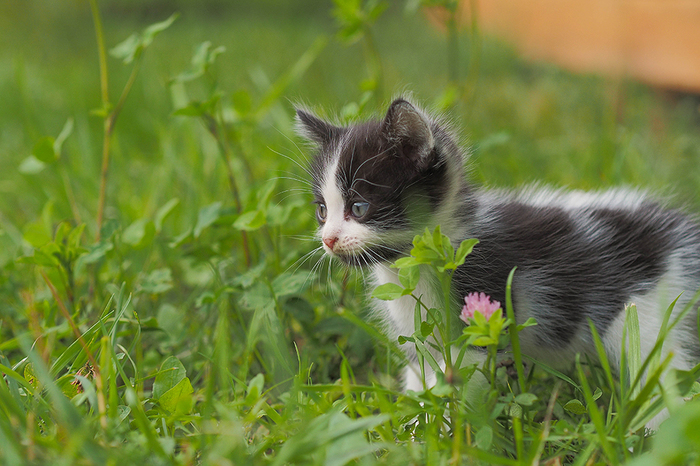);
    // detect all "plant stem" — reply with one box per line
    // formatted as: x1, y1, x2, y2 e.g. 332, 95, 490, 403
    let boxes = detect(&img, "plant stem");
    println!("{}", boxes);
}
488, 344, 496, 387
110, 60, 141, 133
441, 271, 454, 369
505, 267, 526, 393
95, 120, 112, 243
96, 59, 143, 242
203, 112, 252, 267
